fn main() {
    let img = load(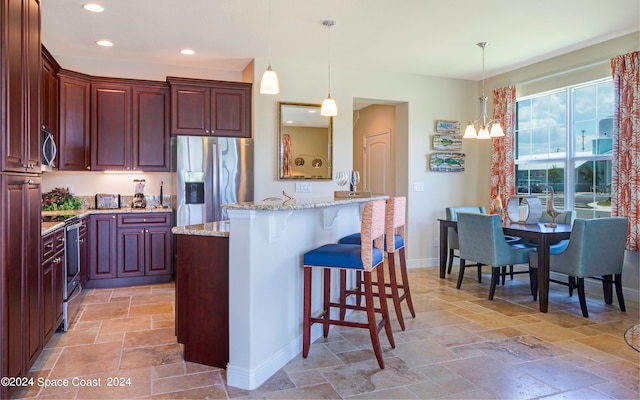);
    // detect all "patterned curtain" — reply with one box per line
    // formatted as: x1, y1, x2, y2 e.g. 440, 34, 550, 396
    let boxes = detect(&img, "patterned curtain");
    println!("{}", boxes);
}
611, 51, 639, 251
490, 86, 517, 212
